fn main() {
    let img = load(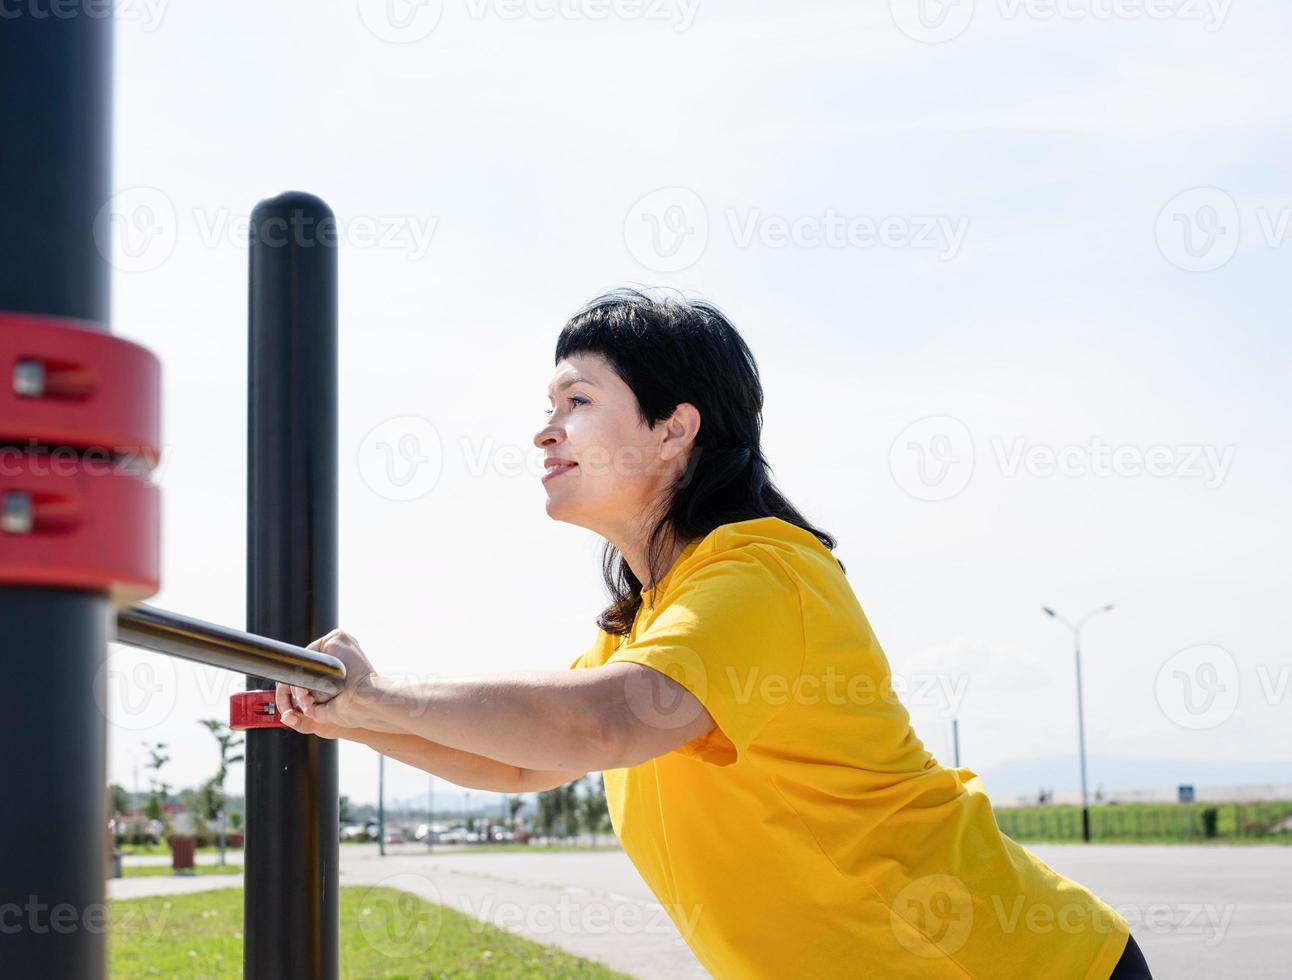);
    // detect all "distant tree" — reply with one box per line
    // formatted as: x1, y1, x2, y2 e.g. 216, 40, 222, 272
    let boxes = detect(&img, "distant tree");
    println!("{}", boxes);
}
559, 779, 581, 840
578, 774, 610, 844
339, 795, 352, 823
109, 783, 131, 816
506, 794, 525, 832
198, 720, 244, 858
142, 740, 171, 830
535, 787, 561, 841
